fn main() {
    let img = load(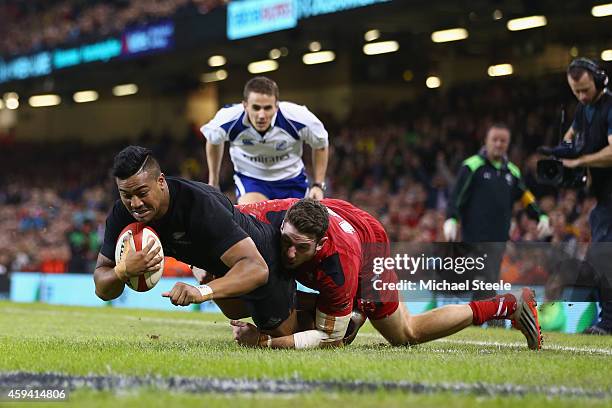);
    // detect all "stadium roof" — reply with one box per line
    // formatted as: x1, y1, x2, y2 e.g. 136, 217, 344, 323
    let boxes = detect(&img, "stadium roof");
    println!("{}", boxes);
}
0, 0, 610, 97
